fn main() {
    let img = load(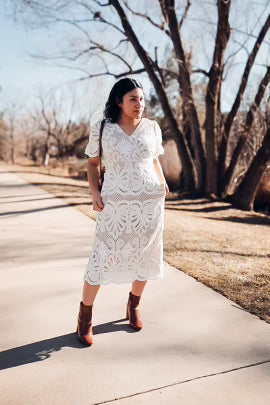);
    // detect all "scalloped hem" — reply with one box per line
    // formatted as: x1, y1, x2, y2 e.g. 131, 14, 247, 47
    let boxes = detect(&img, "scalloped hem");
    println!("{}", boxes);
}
83, 272, 164, 286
